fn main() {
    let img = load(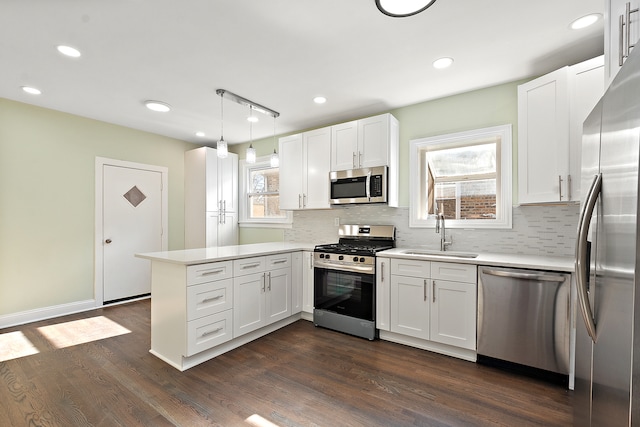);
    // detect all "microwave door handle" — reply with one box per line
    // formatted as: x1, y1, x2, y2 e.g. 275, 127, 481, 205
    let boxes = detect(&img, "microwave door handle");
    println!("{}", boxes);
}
366, 171, 371, 201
